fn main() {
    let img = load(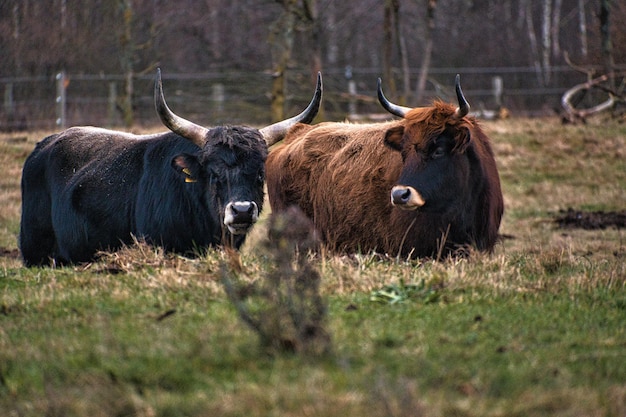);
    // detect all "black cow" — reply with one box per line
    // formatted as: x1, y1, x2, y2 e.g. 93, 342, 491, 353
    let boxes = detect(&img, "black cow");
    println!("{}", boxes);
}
19, 69, 322, 266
